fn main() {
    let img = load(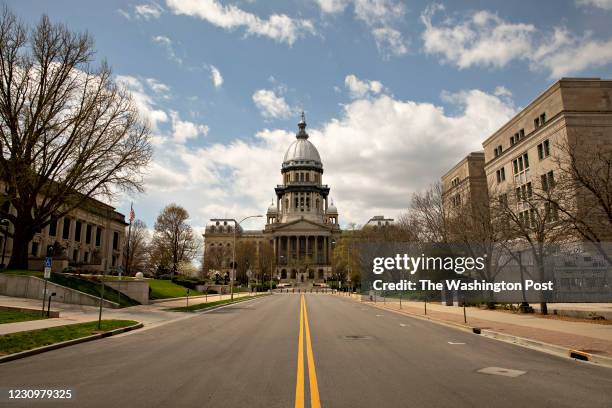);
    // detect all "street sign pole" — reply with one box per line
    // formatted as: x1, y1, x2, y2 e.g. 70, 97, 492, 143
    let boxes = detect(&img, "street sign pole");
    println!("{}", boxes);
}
42, 256, 52, 316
